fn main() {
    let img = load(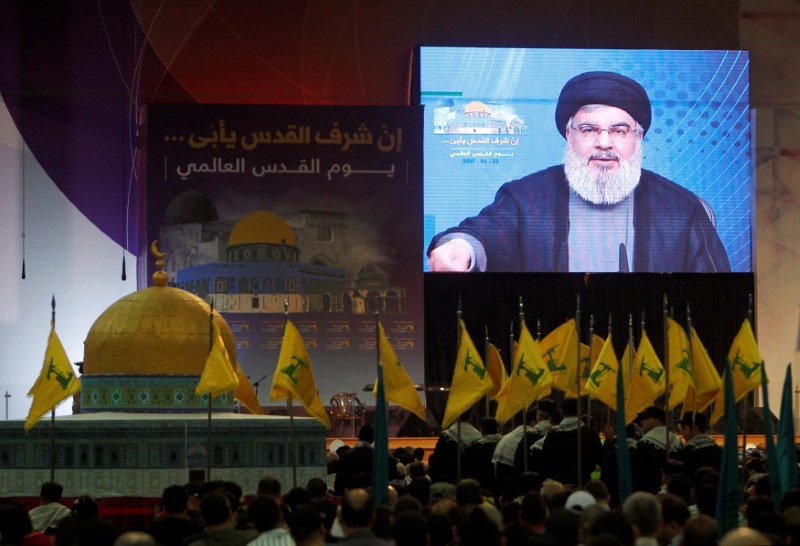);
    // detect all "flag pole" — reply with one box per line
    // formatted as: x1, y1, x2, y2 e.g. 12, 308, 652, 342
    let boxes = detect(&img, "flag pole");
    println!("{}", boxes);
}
741, 293, 755, 487
628, 313, 635, 421
206, 300, 214, 481
484, 325, 490, 417
587, 314, 593, 422
519, 297, 529, 473
284, 298, 298, 487
373, 312, 389, 505
606, 313, 612, 431
456, 295, 463, 482
50, 295, 56, 482
662, 295, 670, 446
575, 293, 583, 485
509, 321, 516, 428
686, 303, 695, 416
